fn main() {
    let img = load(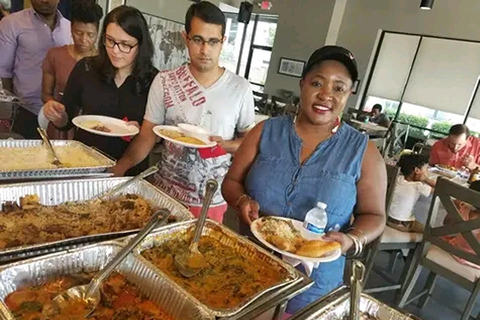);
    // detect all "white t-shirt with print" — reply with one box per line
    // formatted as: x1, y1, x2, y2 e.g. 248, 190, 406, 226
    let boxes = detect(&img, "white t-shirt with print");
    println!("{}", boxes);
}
144, 65, 255, 207
388, 175, 432, 221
